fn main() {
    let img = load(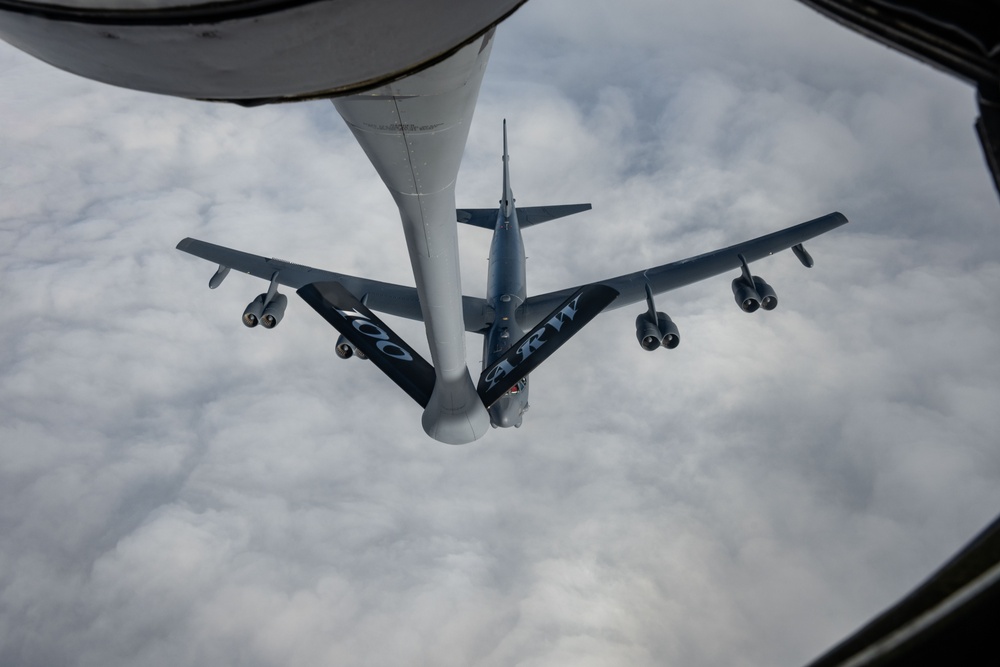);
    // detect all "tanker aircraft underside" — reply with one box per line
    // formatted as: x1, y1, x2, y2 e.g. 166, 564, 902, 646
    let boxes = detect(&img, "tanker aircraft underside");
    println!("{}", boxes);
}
178, 120, 848, 442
